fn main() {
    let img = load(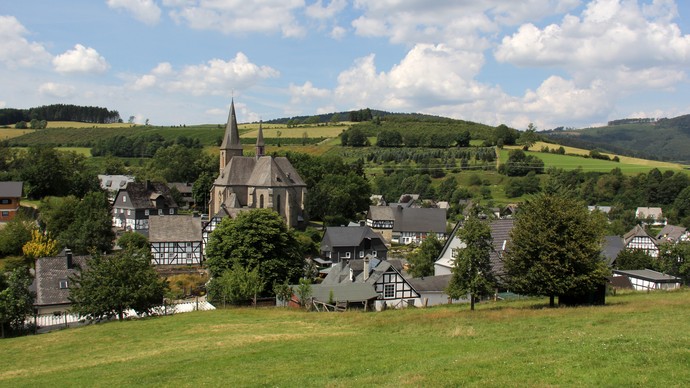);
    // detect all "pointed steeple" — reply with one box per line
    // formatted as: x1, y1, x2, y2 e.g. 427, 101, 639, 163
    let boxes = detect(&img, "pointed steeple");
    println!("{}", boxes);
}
256, 120, 265, 158
219, 99, 243, 171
